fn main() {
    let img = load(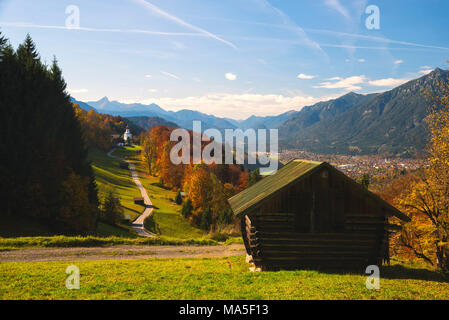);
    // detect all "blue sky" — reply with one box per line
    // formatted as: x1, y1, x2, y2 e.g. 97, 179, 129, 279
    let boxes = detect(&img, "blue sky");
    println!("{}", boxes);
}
1, 0, 449, 119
